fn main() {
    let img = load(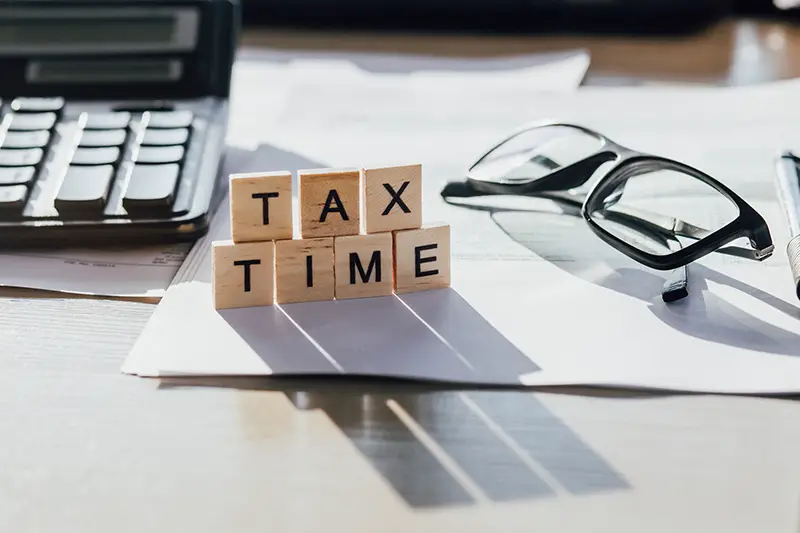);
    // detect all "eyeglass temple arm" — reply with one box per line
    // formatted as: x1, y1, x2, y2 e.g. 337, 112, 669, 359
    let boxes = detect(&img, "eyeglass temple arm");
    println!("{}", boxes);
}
663, 238, 689, 303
